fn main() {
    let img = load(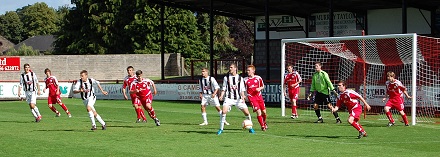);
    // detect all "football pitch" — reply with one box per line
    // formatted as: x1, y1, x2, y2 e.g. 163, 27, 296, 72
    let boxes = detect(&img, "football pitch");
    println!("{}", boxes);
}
0, 99, 439, 157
